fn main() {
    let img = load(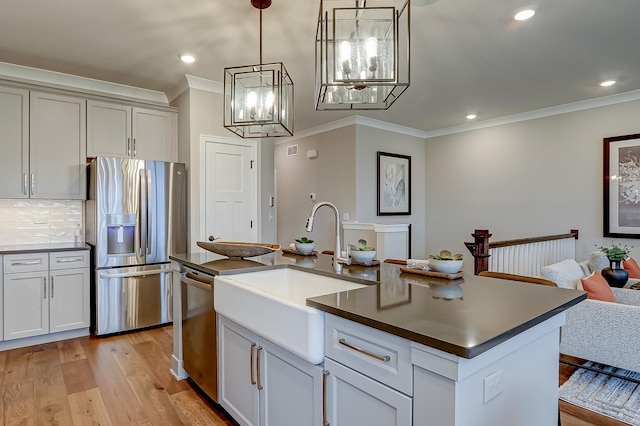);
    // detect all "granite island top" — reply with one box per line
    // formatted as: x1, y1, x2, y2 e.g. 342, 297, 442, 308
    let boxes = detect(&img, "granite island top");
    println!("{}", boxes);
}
170, 251, 586, 359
